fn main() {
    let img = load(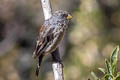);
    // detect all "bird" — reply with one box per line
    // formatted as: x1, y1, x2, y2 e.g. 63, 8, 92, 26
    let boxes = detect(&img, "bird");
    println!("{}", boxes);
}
33, 10, 72, 76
